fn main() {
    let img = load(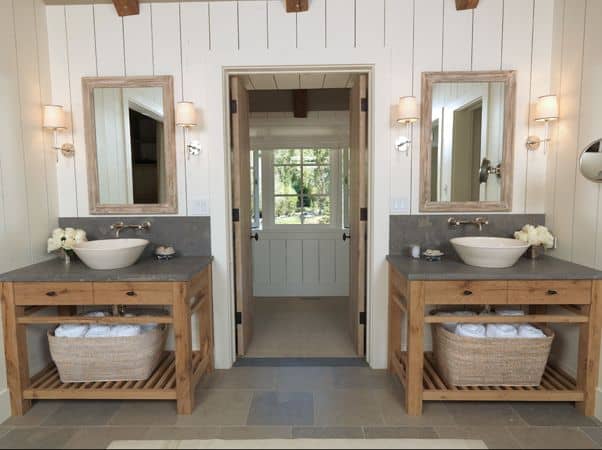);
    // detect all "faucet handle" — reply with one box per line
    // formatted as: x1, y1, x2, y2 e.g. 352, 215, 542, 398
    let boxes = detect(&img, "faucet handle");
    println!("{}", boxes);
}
110, 221, 125, 230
